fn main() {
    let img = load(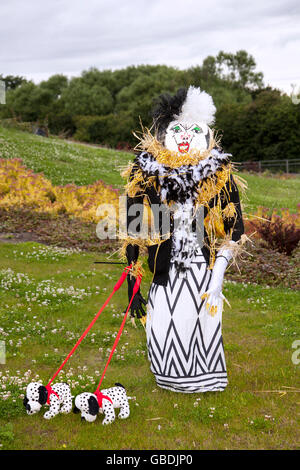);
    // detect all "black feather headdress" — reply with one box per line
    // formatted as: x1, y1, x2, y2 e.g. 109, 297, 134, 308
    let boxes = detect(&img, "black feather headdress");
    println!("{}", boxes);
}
152, 88, 188, 141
